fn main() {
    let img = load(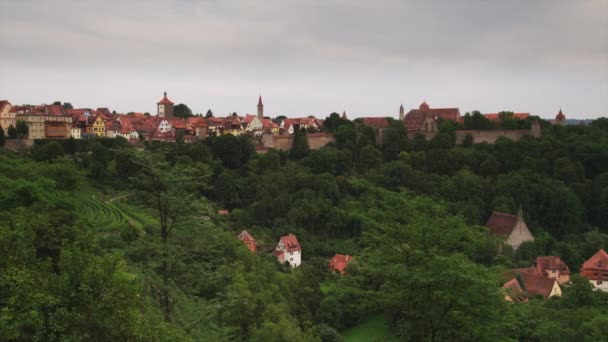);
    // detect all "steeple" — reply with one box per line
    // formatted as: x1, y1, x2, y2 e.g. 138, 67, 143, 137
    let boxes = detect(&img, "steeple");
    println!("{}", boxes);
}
342, 110, 347, 120
517, 204, 523, 222
257, 95, 264, 120
399, 104, 404, 121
